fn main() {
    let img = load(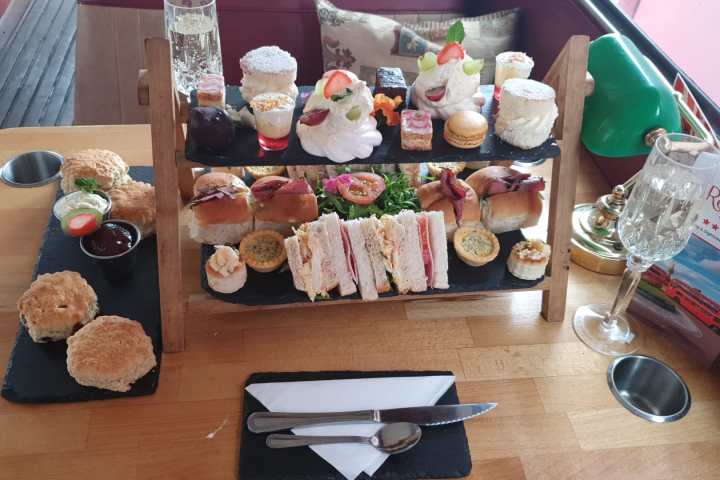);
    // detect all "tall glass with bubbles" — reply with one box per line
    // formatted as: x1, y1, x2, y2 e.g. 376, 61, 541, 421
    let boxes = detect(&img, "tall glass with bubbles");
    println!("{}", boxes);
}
573, 133, 720, 356
164, 0, 223, 97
